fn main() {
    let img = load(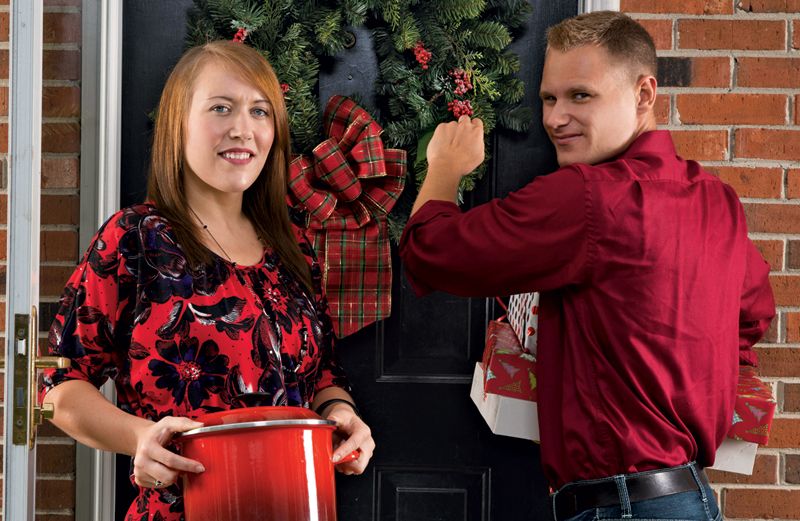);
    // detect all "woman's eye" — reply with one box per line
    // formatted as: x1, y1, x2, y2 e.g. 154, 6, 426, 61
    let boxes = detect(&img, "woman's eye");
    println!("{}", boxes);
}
252, 107, 270, 117
211, 105, 230, 113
